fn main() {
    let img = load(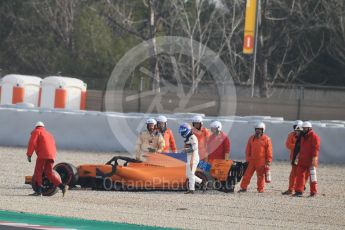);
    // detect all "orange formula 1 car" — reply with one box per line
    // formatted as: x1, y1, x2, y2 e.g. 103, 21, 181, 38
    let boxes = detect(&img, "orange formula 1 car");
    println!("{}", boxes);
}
25, 153, 248, 196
